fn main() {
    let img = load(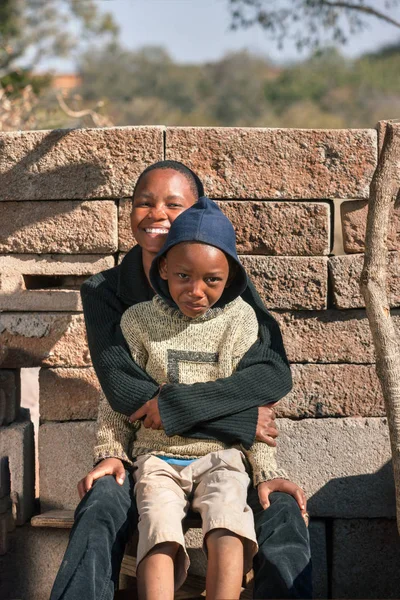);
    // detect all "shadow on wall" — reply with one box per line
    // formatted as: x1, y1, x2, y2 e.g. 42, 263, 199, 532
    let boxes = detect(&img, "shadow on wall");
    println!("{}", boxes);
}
309, 461, 400, 600
0, 129, 108, 205
309, 460, 396, 519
